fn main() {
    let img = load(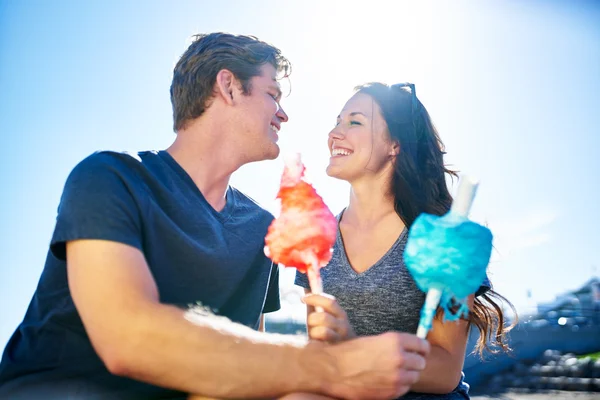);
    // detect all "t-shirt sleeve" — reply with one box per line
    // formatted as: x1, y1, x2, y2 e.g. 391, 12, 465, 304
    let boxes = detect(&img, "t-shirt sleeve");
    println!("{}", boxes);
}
50, 153, 144, 261
294, 269, 310, 290
475, 275, 492, 297
262, 262, 281, 313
